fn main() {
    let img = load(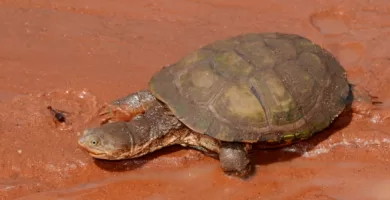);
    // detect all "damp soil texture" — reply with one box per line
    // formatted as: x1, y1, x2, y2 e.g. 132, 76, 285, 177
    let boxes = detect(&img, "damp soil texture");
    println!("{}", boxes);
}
1, 0, 390, 199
